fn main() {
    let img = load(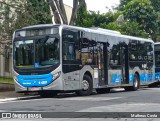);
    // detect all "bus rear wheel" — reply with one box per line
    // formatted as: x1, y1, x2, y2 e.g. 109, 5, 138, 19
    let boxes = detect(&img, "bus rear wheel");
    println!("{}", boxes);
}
125, 74, 139, 91
76, 75, 93, 96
